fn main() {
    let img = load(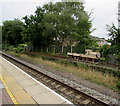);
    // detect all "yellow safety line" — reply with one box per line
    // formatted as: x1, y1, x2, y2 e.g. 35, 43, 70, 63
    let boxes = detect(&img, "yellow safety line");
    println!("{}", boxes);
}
0, 75, 19, 104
